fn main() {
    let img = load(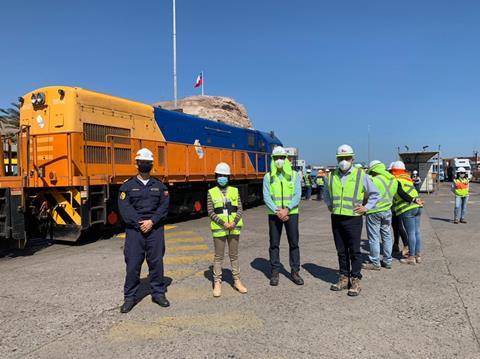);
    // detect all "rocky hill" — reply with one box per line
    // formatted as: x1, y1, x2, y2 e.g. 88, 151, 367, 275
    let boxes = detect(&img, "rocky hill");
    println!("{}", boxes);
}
155, 95, 253, 129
